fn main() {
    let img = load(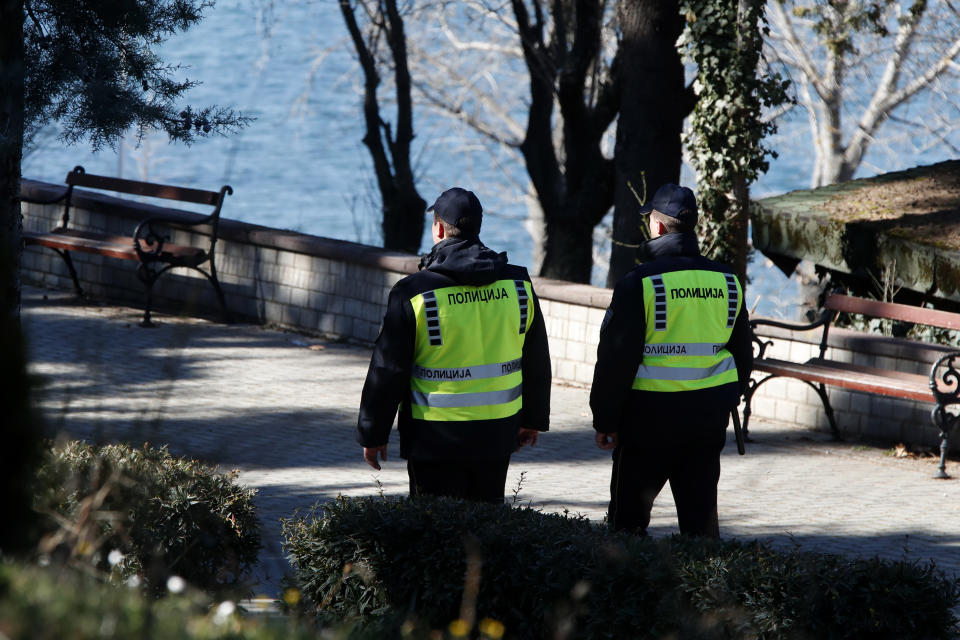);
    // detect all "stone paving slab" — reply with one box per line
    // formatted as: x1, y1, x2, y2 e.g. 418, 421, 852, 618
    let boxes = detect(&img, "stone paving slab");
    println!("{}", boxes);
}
21, 286, 960, 598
